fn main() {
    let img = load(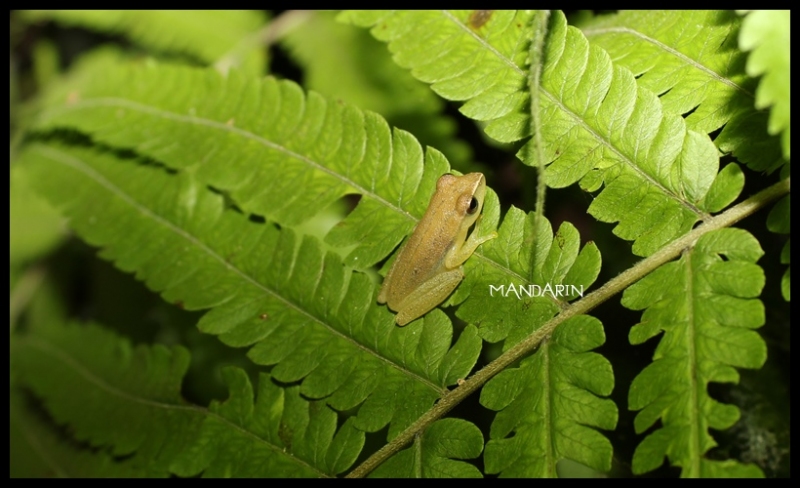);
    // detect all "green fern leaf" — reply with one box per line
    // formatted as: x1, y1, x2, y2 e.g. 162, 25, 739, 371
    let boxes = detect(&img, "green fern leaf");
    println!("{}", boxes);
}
738, 10, 790, 160
583, 10, 785, 173
342, 10, 723, 257
370, 418, 483, 478
585, 11, 748, 134
480, 315, 616, 477
339, 10, 534, 141
178, 367, 363, 477
19, 142, 482, 441
622, 228, 767, 477
30, 60, 454, 270
20, 10, 267, 74
12, 322, 196, 472
698, 163, 745, 214
10, 387, 149, 477
12, 321, 199, 477
12, 319, 366, 477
